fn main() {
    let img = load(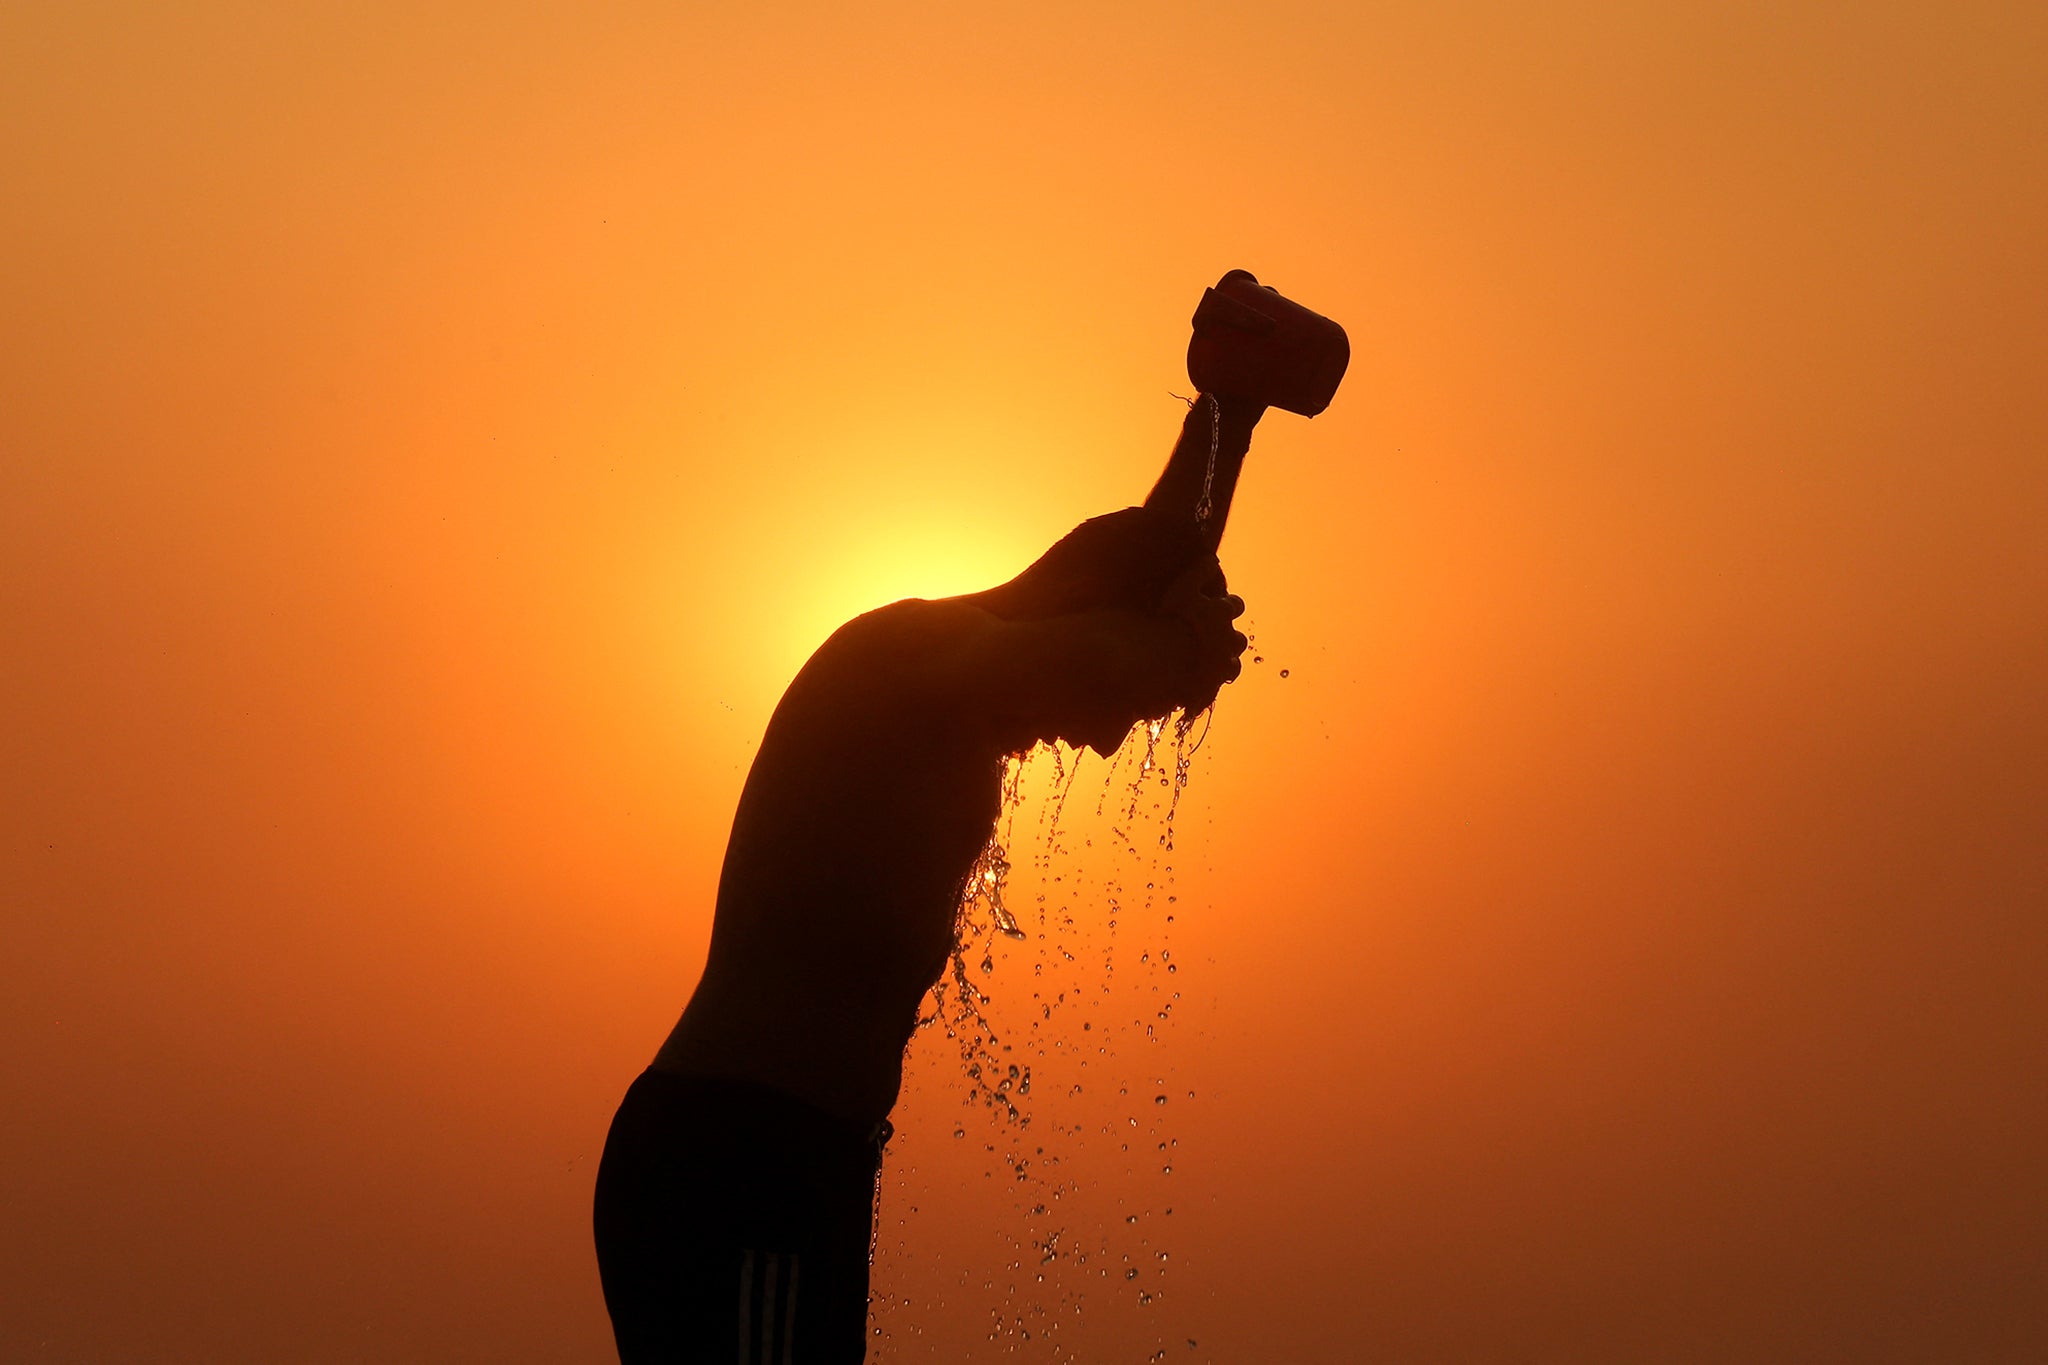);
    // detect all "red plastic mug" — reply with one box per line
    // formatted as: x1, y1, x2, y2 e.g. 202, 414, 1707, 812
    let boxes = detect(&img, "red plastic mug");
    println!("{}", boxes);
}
1186, 269, 1349, 417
